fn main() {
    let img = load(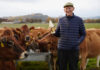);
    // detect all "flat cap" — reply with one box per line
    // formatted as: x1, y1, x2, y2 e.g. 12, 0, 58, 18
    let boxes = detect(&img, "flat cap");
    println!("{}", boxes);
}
64, 2, 74, 8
